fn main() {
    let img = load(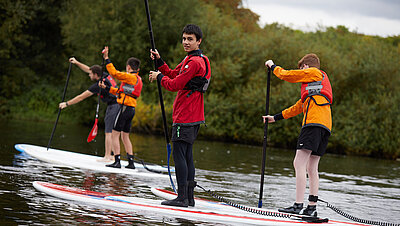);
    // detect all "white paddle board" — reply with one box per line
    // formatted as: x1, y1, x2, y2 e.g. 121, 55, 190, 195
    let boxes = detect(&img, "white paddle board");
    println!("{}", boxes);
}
15, 144, 173, 178
33, 181, 367, 225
